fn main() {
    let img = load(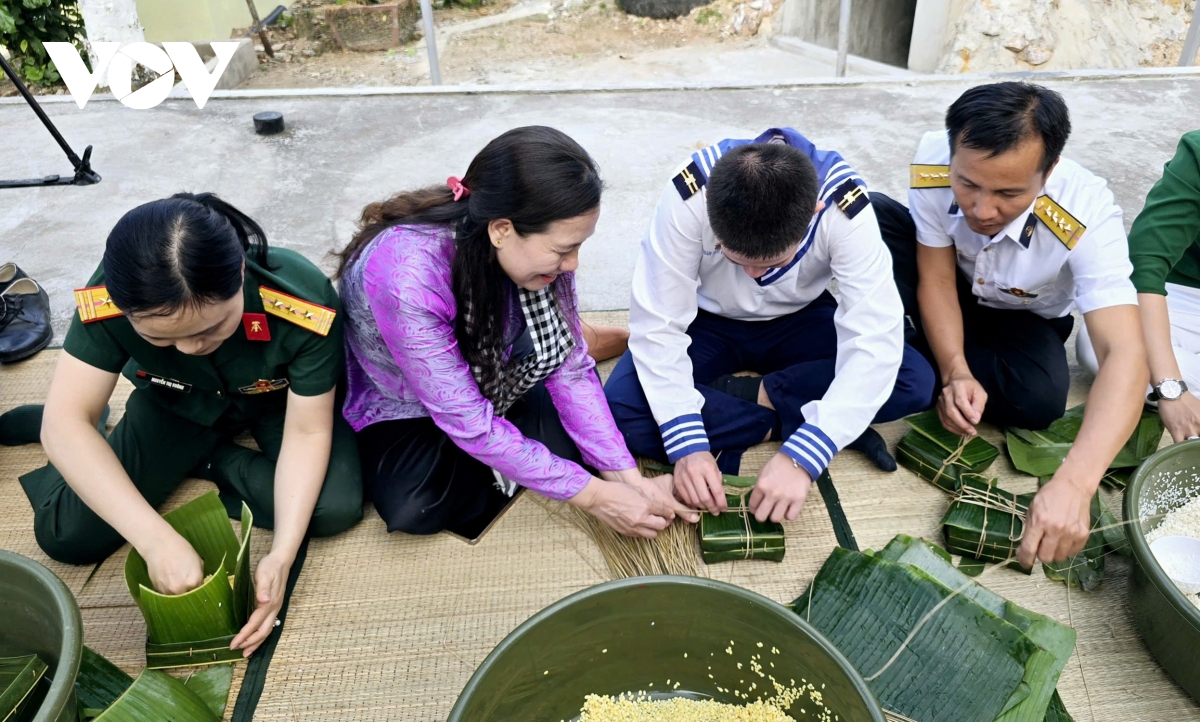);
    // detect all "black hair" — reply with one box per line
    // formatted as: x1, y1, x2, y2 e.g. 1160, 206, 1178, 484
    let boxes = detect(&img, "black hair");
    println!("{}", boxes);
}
103, 193, 269, 316
946, 82, 1070, 174
706, 143, 820, 260
333, 126, 602, 396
